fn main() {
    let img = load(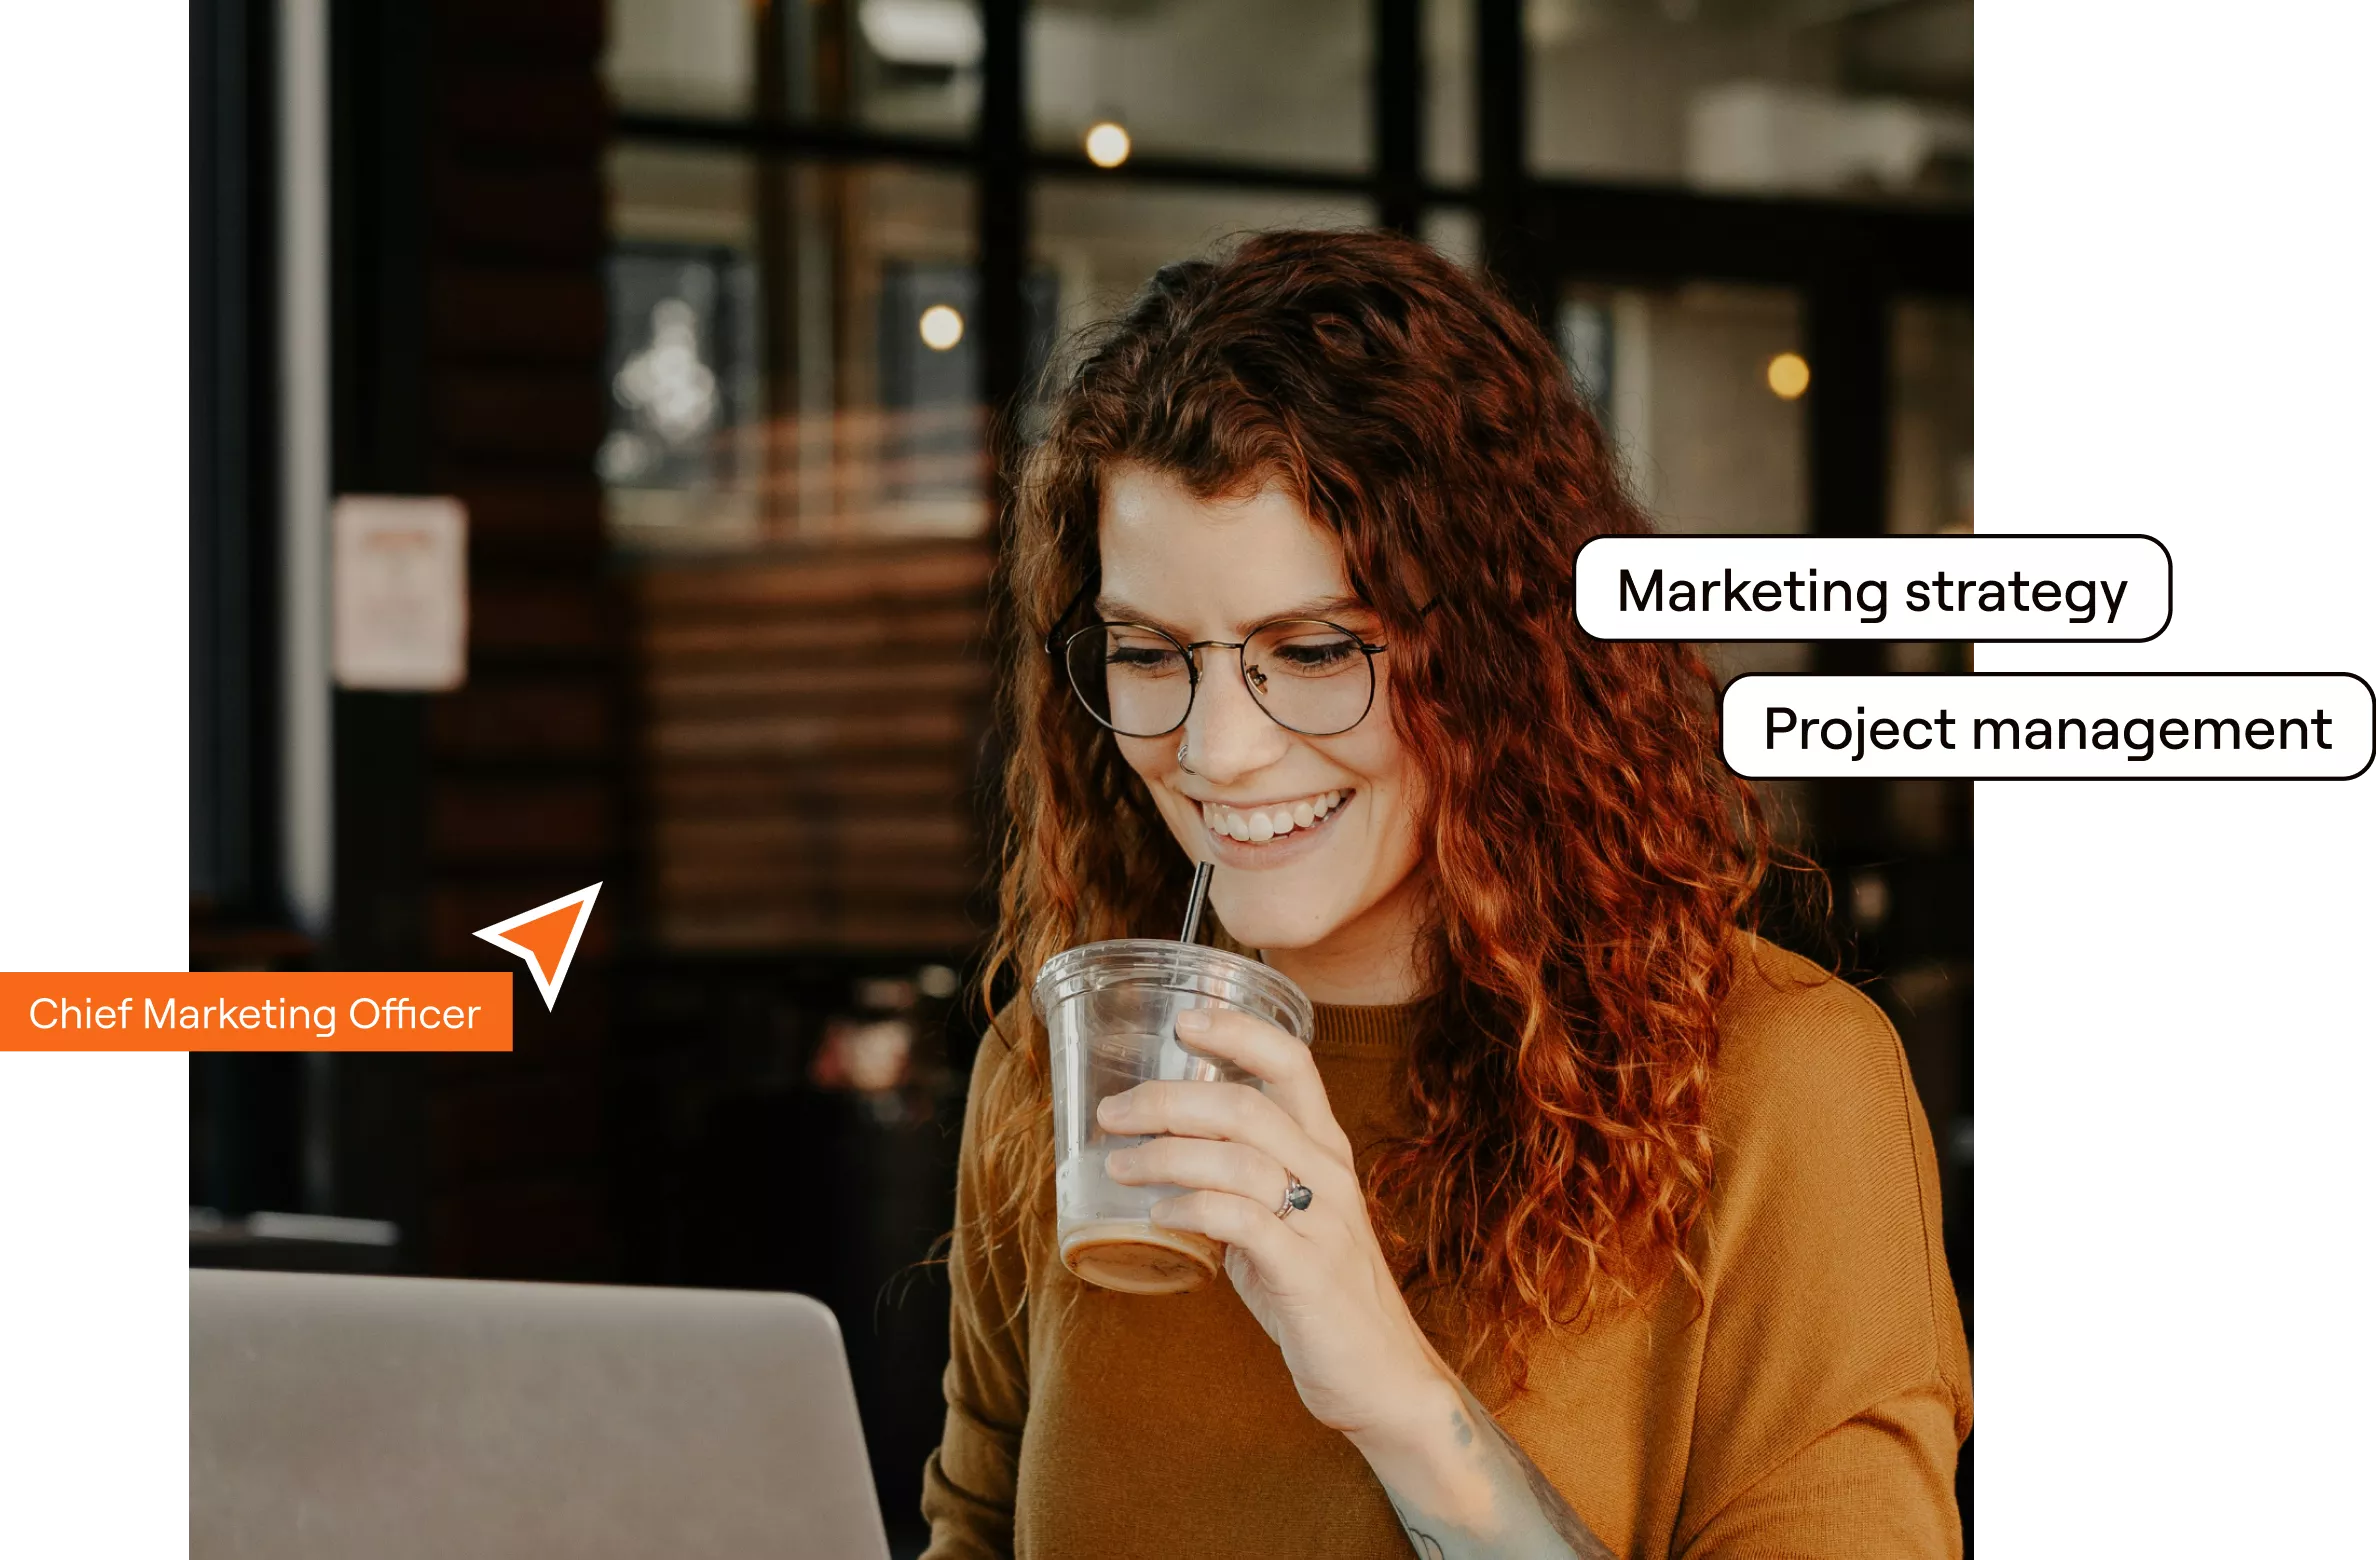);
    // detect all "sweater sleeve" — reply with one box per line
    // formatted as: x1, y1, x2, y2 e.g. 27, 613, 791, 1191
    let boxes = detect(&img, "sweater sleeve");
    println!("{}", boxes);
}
920, 1017, 1037, 1560
1673, 944, 1973, 1559
1677, 1387, 1964, 1560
